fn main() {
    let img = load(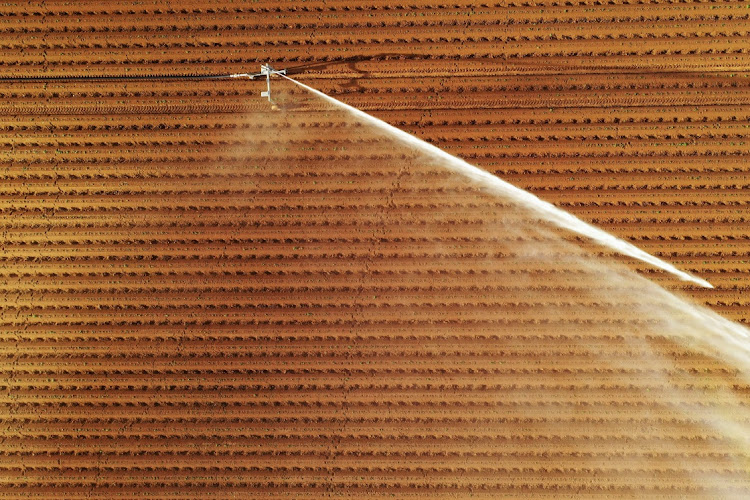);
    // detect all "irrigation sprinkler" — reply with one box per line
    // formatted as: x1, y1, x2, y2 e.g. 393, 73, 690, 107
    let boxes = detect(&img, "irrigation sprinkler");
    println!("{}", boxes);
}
229, 64, 287, 102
